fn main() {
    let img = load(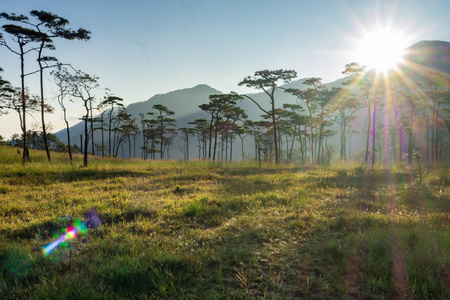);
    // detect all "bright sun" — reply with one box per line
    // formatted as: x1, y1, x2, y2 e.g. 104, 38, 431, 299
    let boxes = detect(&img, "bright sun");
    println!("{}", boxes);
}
356, 27, 409, 73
